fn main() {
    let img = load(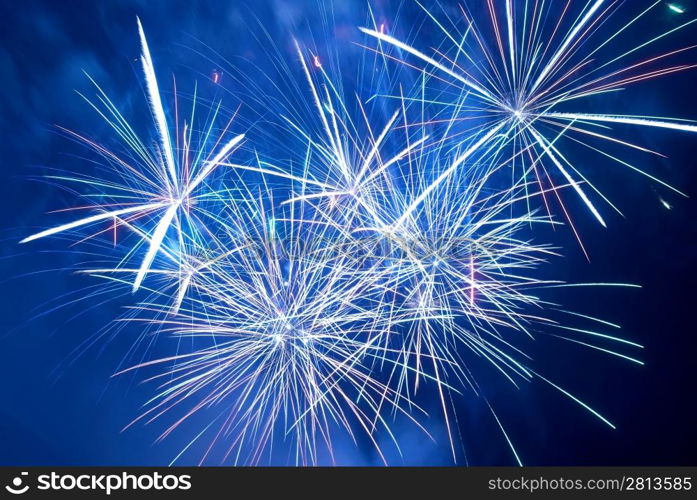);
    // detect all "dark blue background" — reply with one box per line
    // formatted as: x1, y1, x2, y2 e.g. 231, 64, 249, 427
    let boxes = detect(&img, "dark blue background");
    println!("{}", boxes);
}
0, 0, 695, 465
